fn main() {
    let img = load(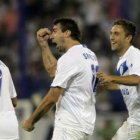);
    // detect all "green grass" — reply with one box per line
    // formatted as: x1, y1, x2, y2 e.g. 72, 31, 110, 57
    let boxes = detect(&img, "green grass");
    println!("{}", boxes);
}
132, 131, 140, 140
